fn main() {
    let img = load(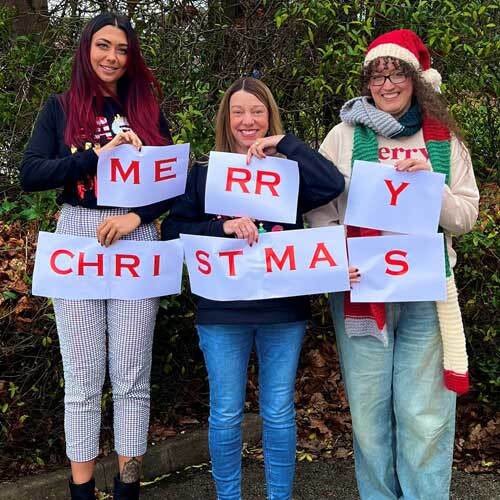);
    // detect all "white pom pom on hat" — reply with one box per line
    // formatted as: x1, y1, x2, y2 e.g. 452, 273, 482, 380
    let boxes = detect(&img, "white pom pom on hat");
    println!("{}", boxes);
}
364, 29, 442, 91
